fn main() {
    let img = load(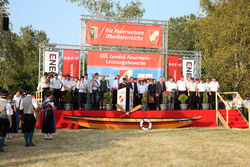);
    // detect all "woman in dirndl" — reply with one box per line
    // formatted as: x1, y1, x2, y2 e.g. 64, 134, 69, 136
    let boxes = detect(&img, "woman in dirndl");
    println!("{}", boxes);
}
42, 92, 56, 140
